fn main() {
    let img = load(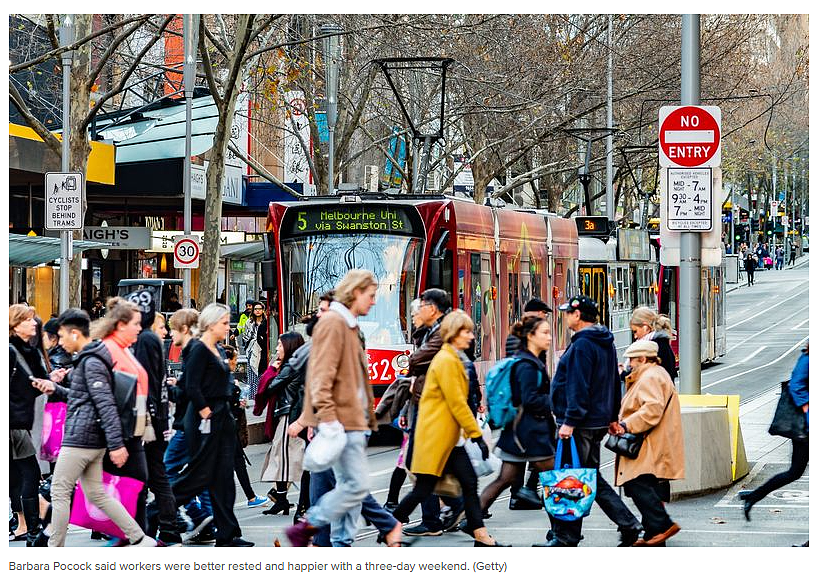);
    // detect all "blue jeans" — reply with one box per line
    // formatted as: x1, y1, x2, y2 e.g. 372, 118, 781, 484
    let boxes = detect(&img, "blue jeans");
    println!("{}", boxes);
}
306, 431, 370, 545
164, 429, 212, 523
